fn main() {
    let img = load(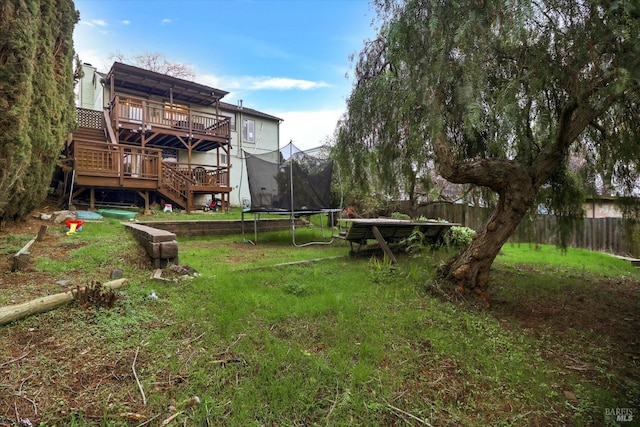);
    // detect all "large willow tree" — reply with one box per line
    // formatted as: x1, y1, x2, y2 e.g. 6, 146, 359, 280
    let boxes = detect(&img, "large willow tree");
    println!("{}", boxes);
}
0, 0, 78, 222
336, 0, 640, 302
